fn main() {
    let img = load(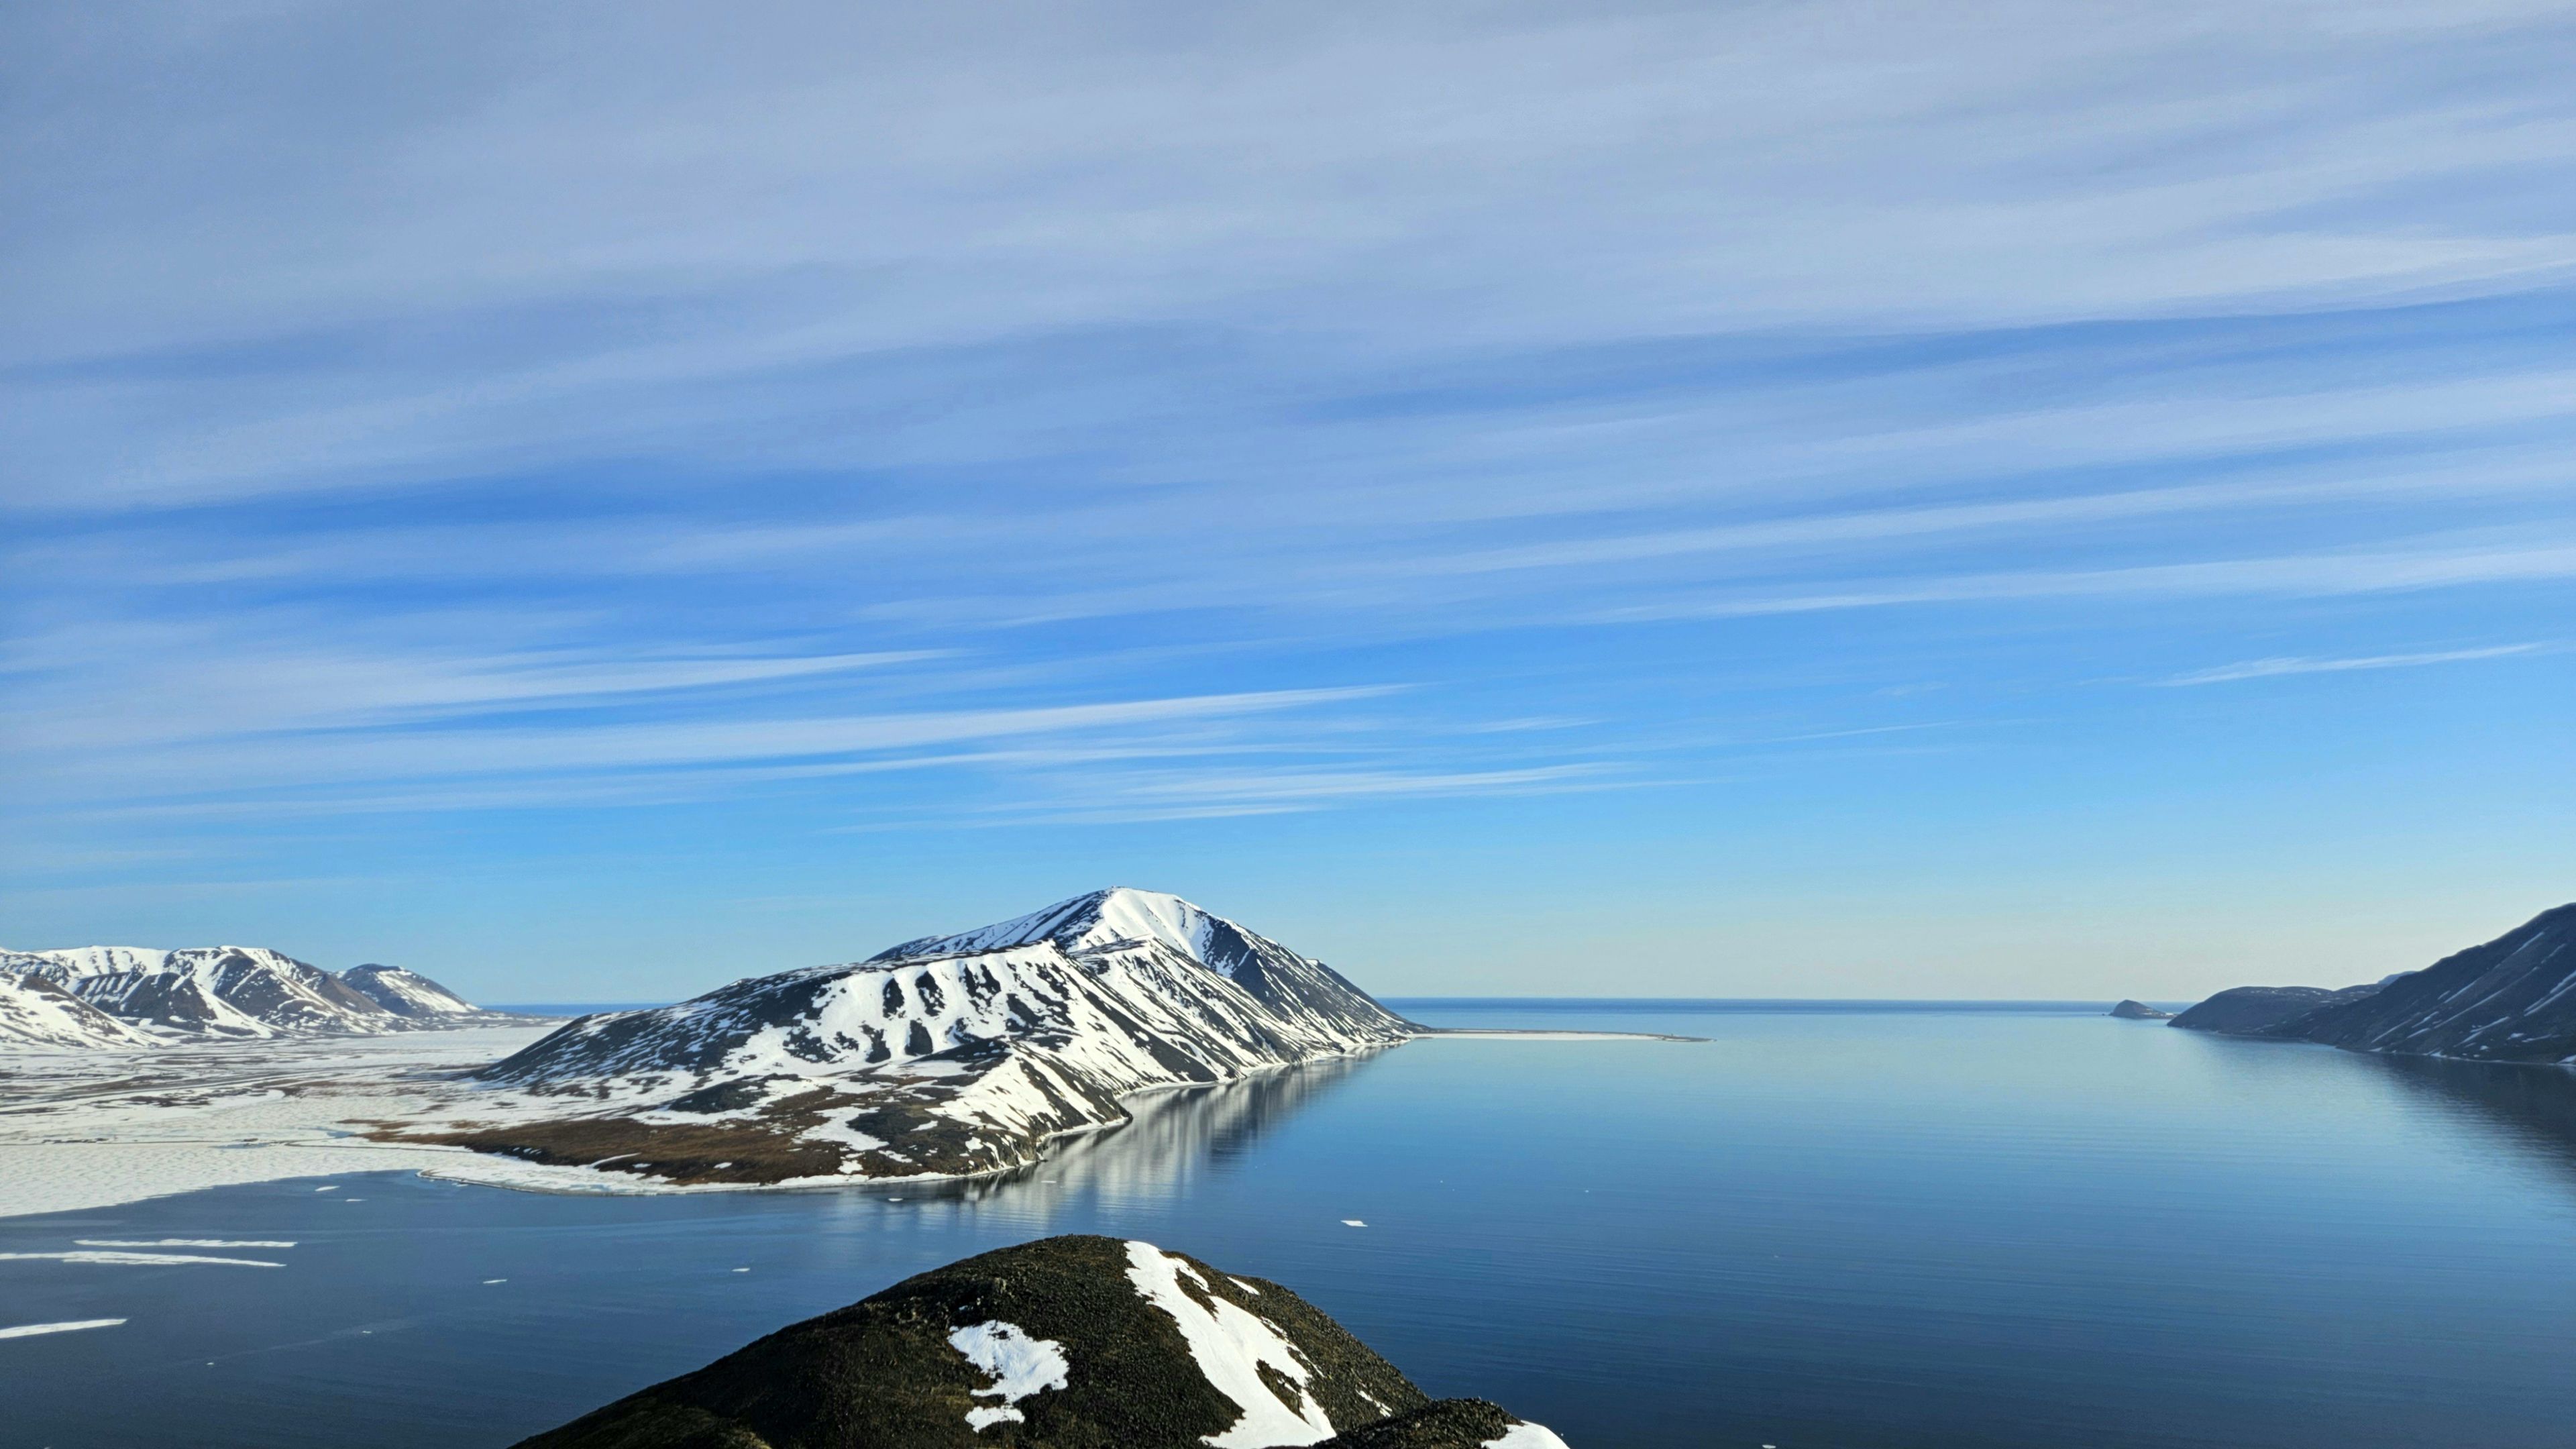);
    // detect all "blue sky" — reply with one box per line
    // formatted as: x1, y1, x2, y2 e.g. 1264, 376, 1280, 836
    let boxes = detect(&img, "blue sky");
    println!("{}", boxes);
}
4, 1, 2571, 1002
